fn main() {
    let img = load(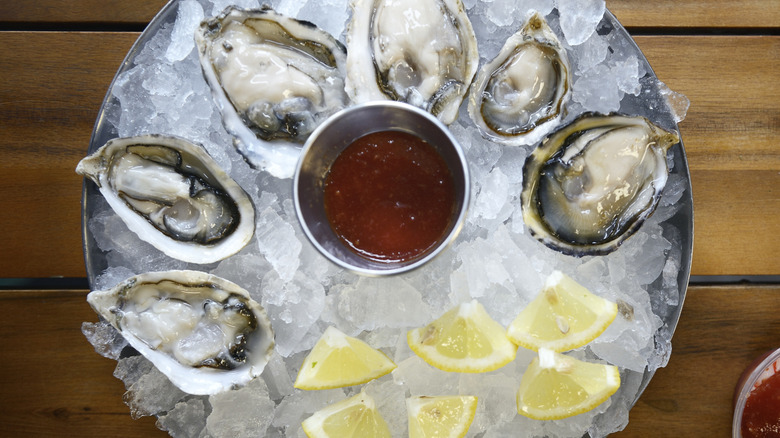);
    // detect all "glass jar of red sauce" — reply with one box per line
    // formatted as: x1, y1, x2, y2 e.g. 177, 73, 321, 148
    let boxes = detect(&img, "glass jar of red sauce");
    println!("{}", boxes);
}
733, 348, 780, 437
294, 101, 469, 276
